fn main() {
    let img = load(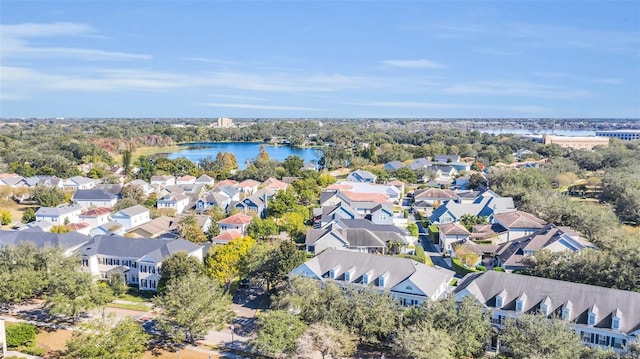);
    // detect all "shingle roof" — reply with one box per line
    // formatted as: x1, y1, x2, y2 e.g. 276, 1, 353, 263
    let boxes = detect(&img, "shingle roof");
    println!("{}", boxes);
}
454, 271, 640, 333
439, 222, 471, 236
218, 212, 253, 225
72, 189, 117, 201
77, 235, 201, 262
0, 229, 91, 250
296, 249, 455, 299
493, 210, 547, 229
213, 230, 243, 242
80, 207, 114, 217
36, 205, 82, 217
414, 188, 457, 200
116, 205, 149, 217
